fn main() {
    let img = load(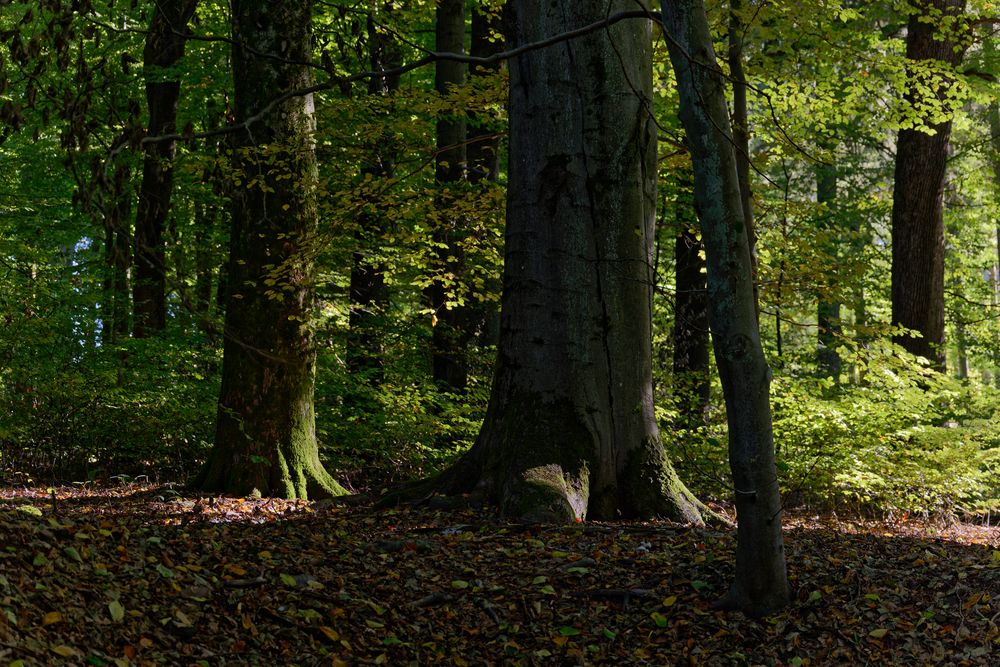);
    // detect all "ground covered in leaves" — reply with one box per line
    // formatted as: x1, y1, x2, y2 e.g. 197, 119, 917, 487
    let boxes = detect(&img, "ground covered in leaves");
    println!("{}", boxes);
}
0, 485, 997, 666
